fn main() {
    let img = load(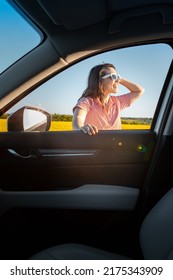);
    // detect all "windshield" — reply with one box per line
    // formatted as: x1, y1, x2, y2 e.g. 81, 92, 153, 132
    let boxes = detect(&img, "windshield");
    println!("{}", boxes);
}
0, 0, 42, 73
